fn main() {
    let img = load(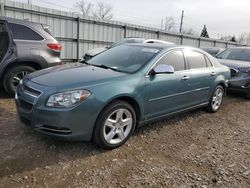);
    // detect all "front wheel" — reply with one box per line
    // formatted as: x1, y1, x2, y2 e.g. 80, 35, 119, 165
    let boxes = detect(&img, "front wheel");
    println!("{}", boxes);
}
245, 92, 250, 99
3, 66, 36, 96
206, 85, 225, 113
93, 100, 136, 150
